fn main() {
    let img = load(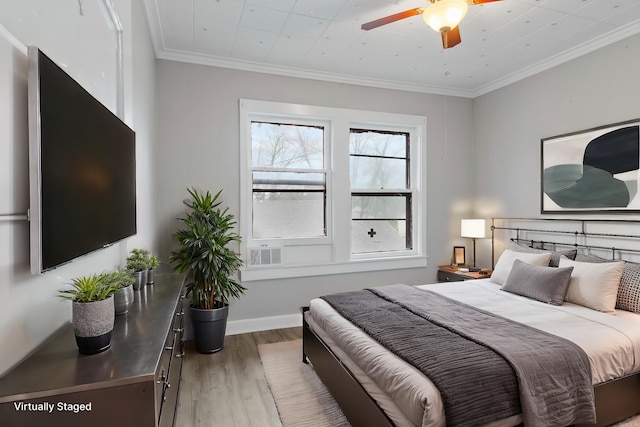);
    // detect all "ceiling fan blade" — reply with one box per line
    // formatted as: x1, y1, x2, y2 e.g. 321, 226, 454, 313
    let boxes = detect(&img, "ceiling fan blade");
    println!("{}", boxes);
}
441, 26, 462, 49
468, 0, 502, 4
361, 8, 423, 31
